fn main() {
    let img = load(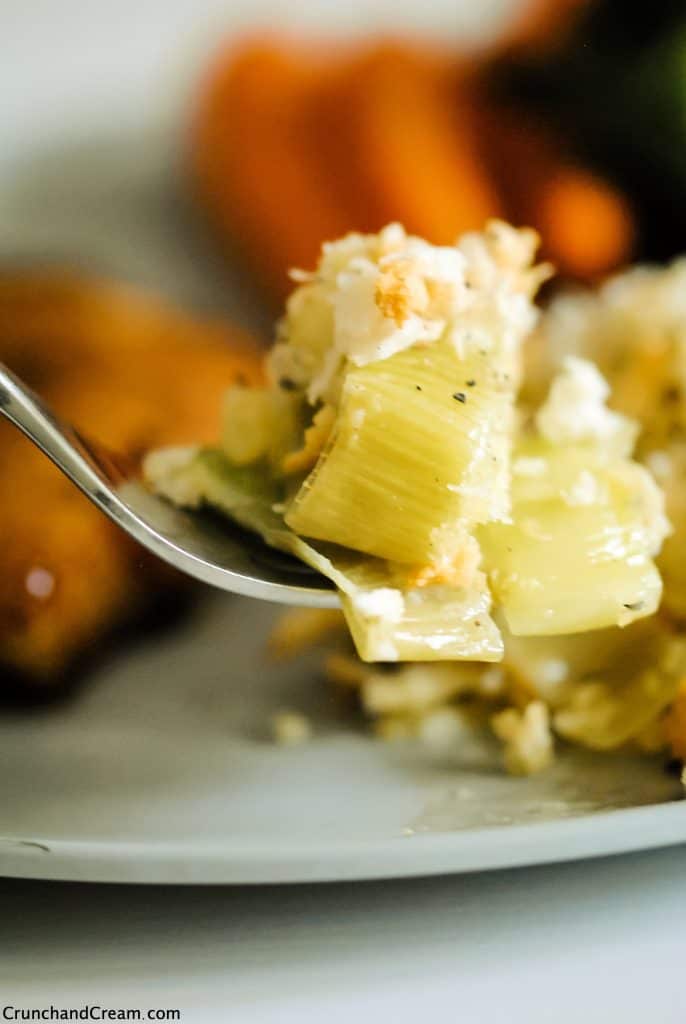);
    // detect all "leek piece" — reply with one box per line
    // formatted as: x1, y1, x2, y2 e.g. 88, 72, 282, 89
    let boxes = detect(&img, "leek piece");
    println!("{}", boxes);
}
479, 439, 667, 636
501, 618, 659, 706
339, 561, 501, 663
221, 386, 305, 473
285, 336, 515, 566
553, 630, 686, 750
144, 447, 502, 663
